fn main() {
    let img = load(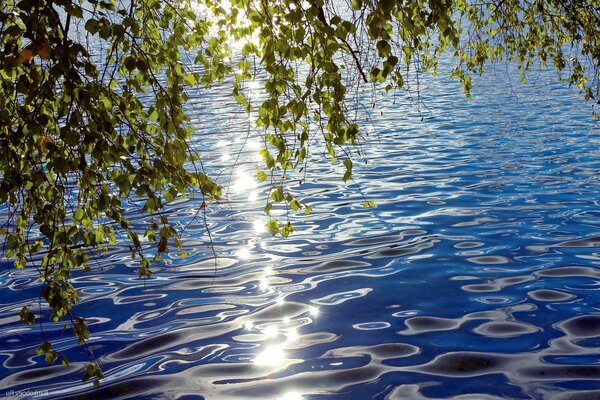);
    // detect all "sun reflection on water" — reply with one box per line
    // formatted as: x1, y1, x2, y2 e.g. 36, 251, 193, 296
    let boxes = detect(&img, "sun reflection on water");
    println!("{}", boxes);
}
258, 279, 269, 291
235, 246, 250, 260
248, 191, 258, 201
263, 325, 279, 338
279, 392, 304, 400
232, 170, 256, 194
285, 328, 298, 341
254, 219, 267, 234
254, 345, 285, 366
